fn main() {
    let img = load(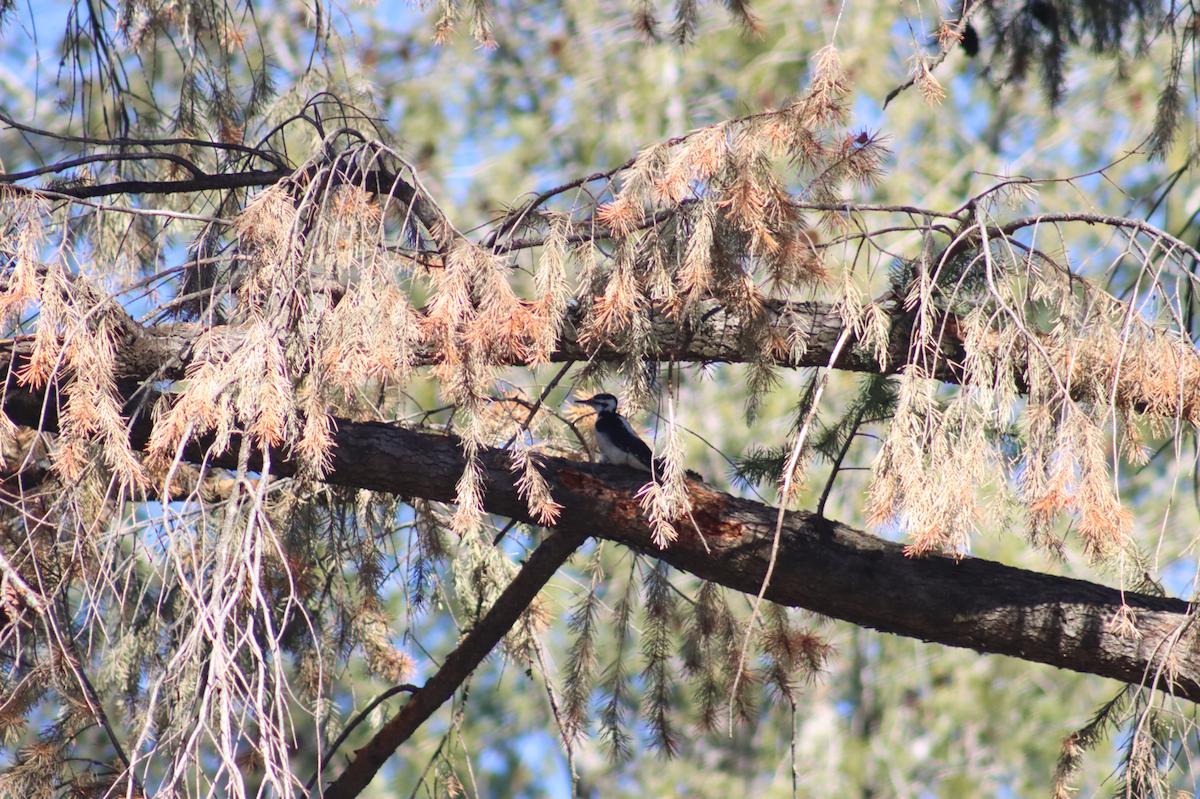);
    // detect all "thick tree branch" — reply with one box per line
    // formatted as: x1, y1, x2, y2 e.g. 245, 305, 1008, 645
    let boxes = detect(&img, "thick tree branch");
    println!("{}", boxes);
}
0, 296, 959, 389
2, 322, 1193, 711
5, 365, 1176, 708
21, 281, 1189, 421
287, 422, 1200, 704
5, 375, 1199, 791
